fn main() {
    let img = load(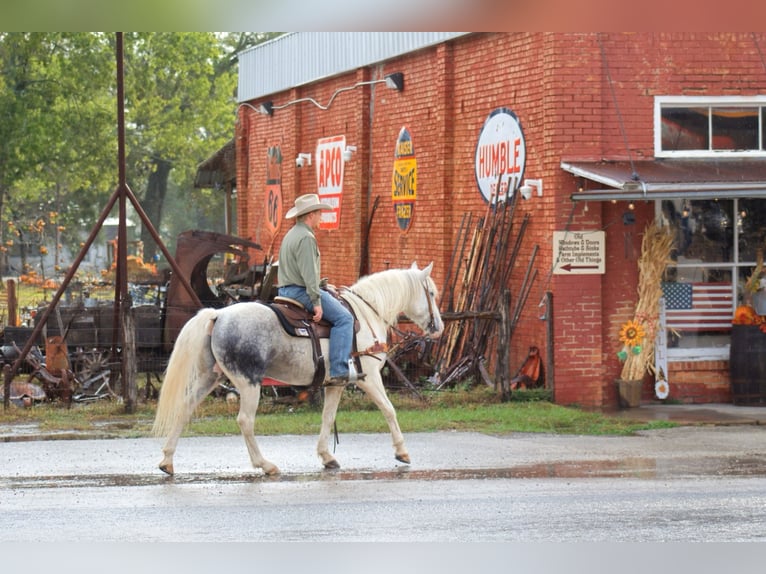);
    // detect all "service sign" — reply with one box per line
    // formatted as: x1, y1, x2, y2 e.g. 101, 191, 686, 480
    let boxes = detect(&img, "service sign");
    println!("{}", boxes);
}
392, 126, 417, 232
474, 107, 526, 203
315, 135, 346, 230
264, 145, 283, 236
